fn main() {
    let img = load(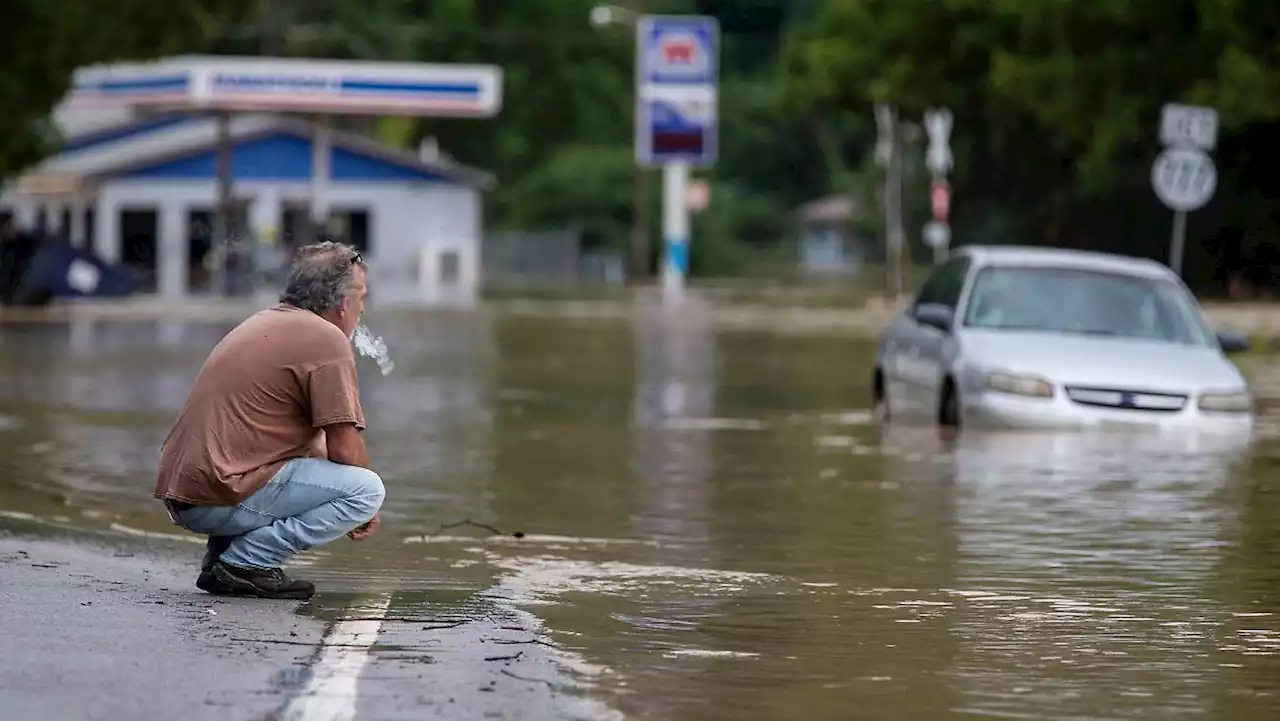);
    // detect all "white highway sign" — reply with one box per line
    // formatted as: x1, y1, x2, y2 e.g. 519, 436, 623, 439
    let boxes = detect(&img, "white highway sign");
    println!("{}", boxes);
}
1160, 103, 1218, 150
924, 107, 953, 174
1151, 146, 1217, 212
923, 221, 950, 249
